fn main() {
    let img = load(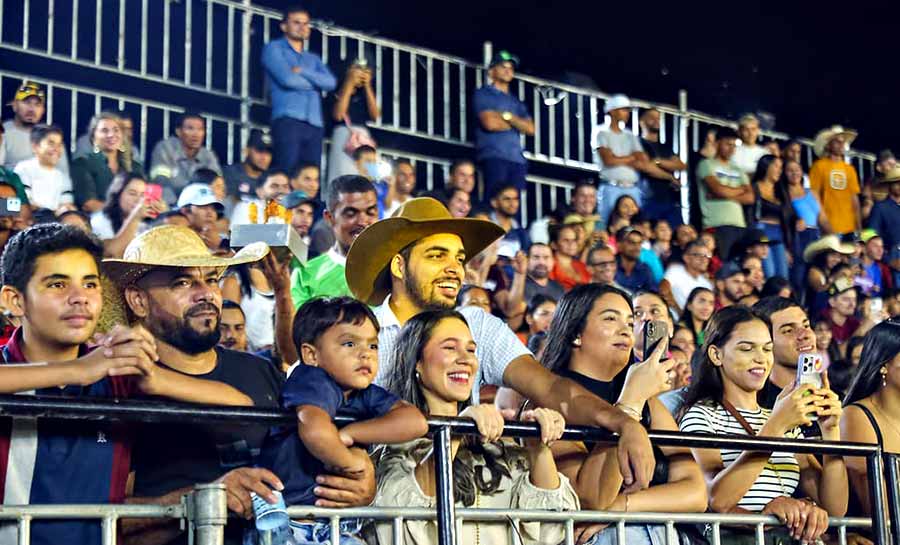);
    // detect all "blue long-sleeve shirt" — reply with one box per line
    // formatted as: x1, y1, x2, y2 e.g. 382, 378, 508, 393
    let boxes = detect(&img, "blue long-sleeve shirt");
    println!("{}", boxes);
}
262, 38, 337, 127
